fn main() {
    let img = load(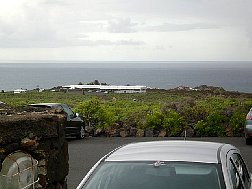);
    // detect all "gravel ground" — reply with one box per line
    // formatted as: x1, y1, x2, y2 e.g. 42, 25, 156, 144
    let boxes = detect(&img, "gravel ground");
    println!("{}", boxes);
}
67, 137, 252, 189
